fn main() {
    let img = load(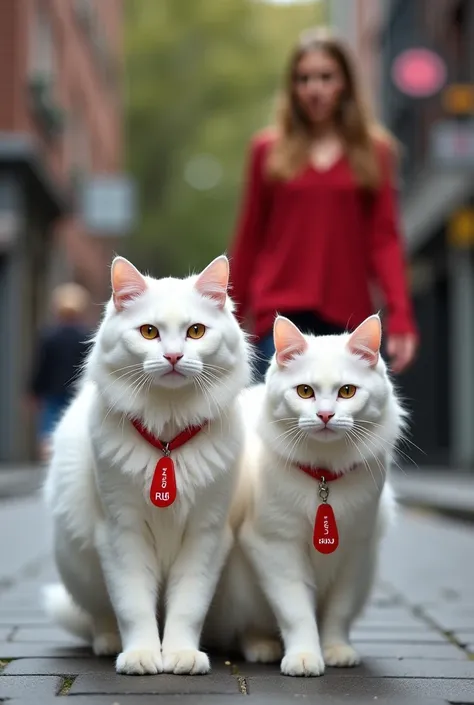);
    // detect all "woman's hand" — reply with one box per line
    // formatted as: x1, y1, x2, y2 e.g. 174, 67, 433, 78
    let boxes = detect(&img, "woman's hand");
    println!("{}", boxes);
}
386, 334, 417, 374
